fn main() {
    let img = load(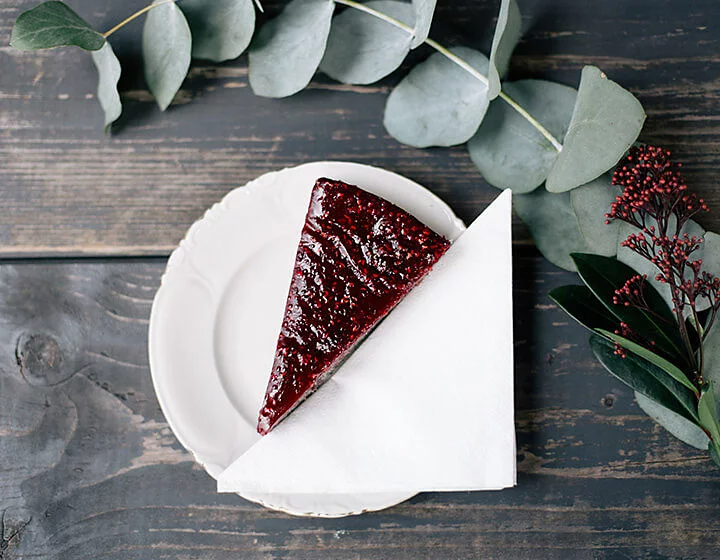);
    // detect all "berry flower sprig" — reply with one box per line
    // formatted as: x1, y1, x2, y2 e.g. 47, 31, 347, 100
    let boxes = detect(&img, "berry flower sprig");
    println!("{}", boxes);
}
608, 146, 720, 380
551, 146, 720, 469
